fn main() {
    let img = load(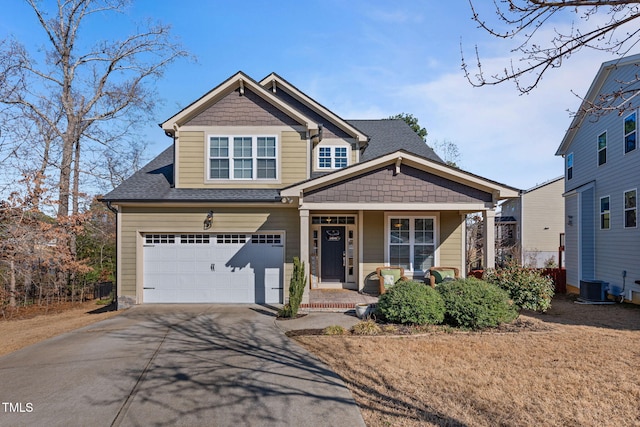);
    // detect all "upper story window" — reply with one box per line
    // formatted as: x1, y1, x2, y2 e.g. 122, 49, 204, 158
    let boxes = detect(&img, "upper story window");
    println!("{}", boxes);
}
624, 111, 637, 154
208, 136, 277, 180
600, 196, 610, 230
318, 146, 349, 170
624, 189, 637, 228
598, 131, 607, 166
566, 153, 573, 180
